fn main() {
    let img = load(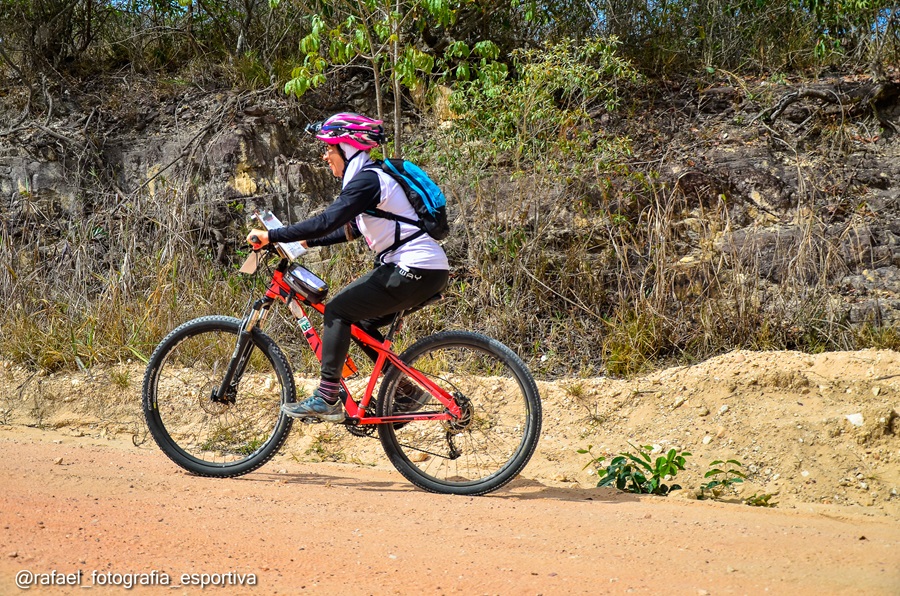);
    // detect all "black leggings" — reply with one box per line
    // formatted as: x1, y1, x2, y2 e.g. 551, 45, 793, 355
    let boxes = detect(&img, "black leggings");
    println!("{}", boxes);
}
320, 264, 449, 381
